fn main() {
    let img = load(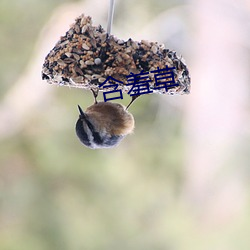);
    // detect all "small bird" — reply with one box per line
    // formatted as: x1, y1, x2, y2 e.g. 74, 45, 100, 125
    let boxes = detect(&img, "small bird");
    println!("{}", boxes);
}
75, 91, 135, 149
